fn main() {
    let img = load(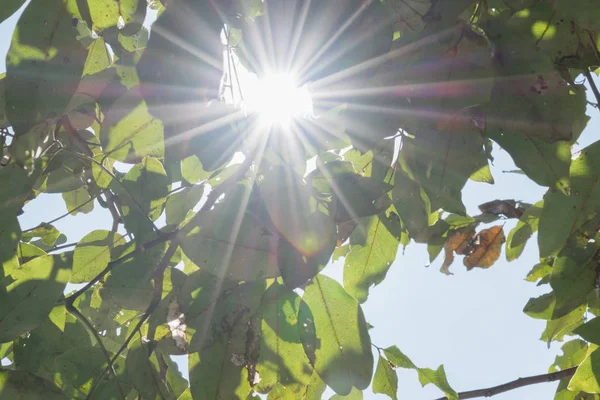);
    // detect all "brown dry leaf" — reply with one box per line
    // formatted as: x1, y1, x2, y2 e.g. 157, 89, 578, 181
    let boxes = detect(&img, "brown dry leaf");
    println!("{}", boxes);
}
440, 227, 475, 275
464, 226, 505, 270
